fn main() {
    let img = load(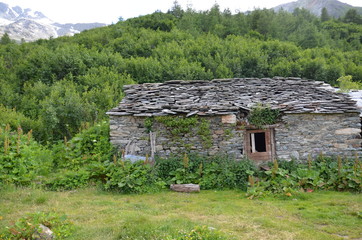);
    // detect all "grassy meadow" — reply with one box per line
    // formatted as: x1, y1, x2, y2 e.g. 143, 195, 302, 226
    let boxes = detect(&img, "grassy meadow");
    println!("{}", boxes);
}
0, 186, 361, 240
